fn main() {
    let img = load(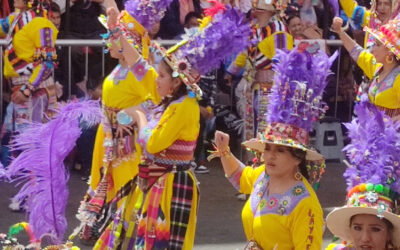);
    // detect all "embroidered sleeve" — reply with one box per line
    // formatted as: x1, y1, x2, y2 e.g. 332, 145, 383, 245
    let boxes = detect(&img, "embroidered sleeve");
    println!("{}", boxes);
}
349, 44, 363, 62
0, 16, 11, 37
354, 49, 381, 80
28, 27, 56, 88
227, 162, 246, 191
291, 198, 324, 250
130, 57, 151, 81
